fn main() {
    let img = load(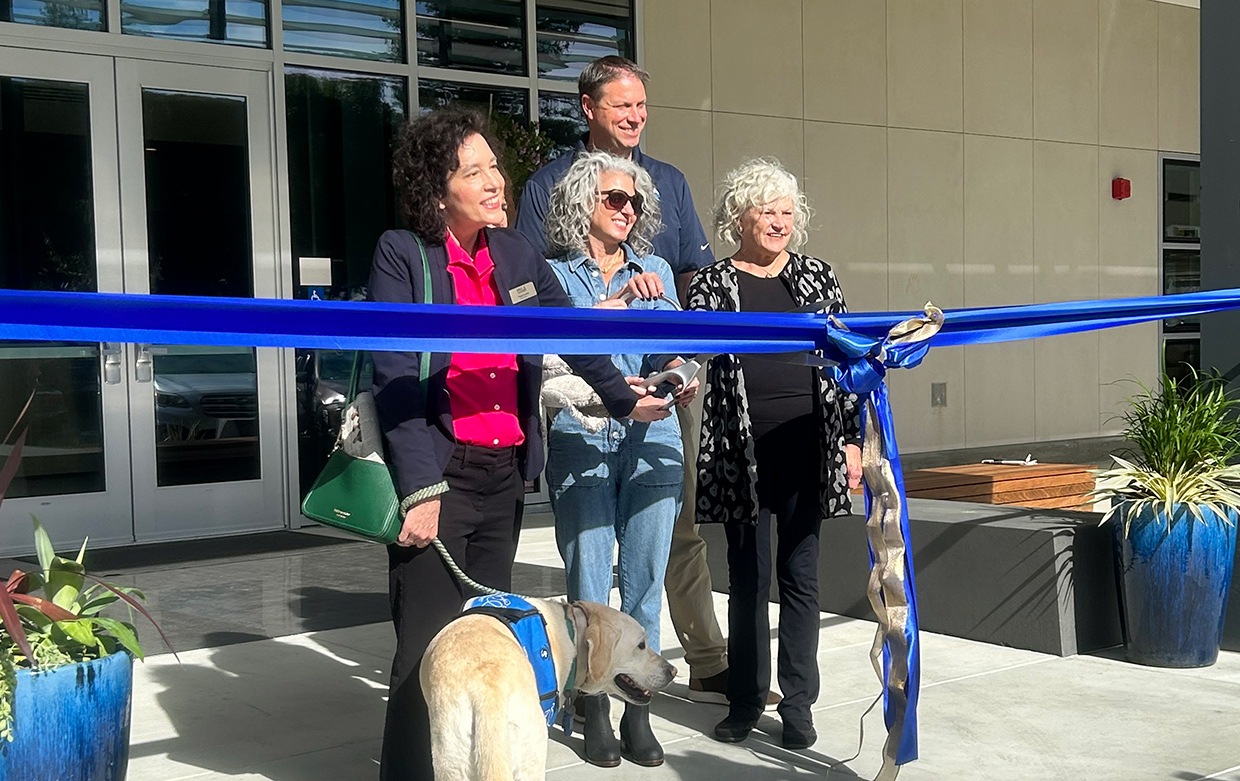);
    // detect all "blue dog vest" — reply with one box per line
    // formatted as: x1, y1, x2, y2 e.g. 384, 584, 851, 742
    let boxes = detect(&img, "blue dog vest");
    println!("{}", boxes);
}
460, 594, 563, 727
